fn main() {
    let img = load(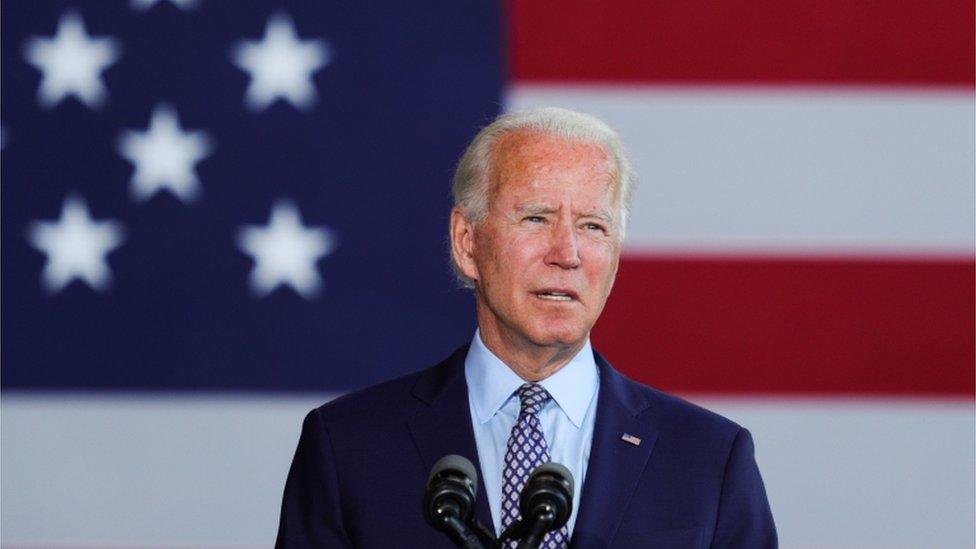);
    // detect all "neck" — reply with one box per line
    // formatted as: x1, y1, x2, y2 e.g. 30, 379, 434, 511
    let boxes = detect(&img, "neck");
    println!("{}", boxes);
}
477, 324, 586, 382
